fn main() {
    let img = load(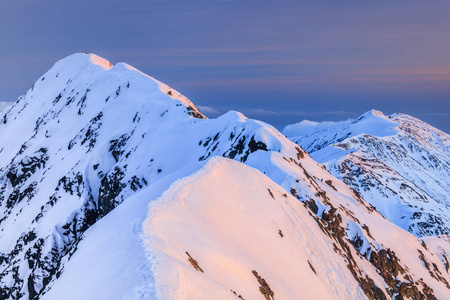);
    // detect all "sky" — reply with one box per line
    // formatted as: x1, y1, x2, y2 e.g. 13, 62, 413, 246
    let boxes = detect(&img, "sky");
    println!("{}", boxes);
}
0, 0, 449, 132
